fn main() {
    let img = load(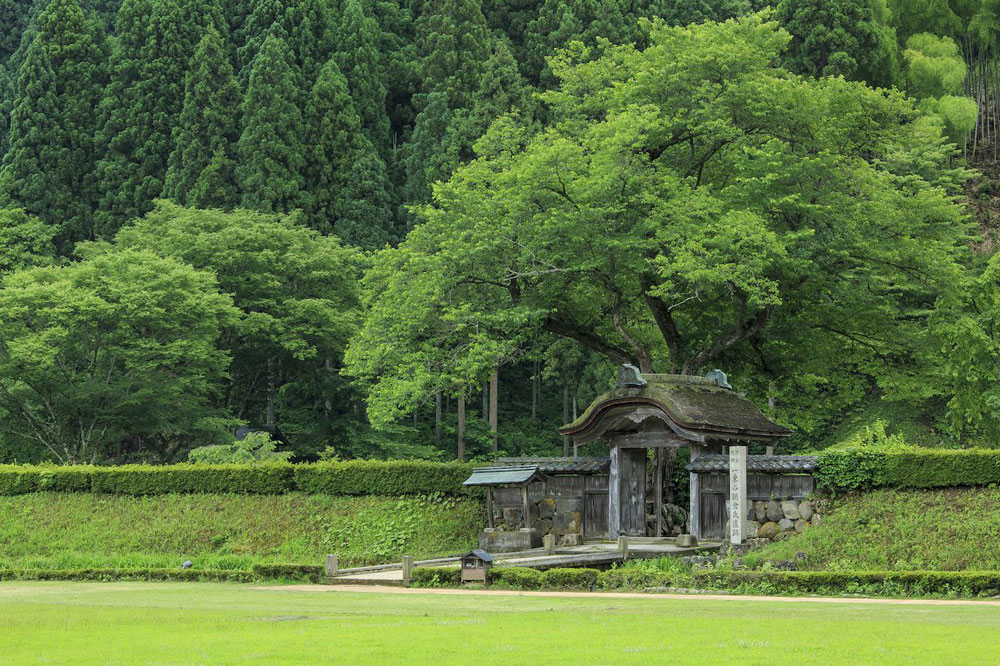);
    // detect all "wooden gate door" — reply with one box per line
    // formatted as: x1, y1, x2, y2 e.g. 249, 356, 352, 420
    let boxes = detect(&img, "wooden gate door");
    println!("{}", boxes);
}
699, 473, 728, 540
584, 491, 609, 539
618, 447, 647, 536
